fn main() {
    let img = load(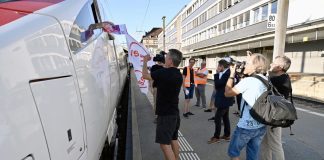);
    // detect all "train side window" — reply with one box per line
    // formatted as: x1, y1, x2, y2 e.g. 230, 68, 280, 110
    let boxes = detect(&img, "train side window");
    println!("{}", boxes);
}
69, 2, 102, 53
